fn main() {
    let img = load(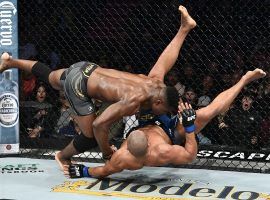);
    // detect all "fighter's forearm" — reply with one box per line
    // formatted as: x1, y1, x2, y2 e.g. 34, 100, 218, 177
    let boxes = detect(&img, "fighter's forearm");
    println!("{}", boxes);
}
93, 127, 112, 158
89, 155, 125, 178
89, 165, 112, 178
95, 131, 113, 158
68, 150, 126, 179
67, 163, 115, 179
184, 133, 197, 160
93, 102, 137, 159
